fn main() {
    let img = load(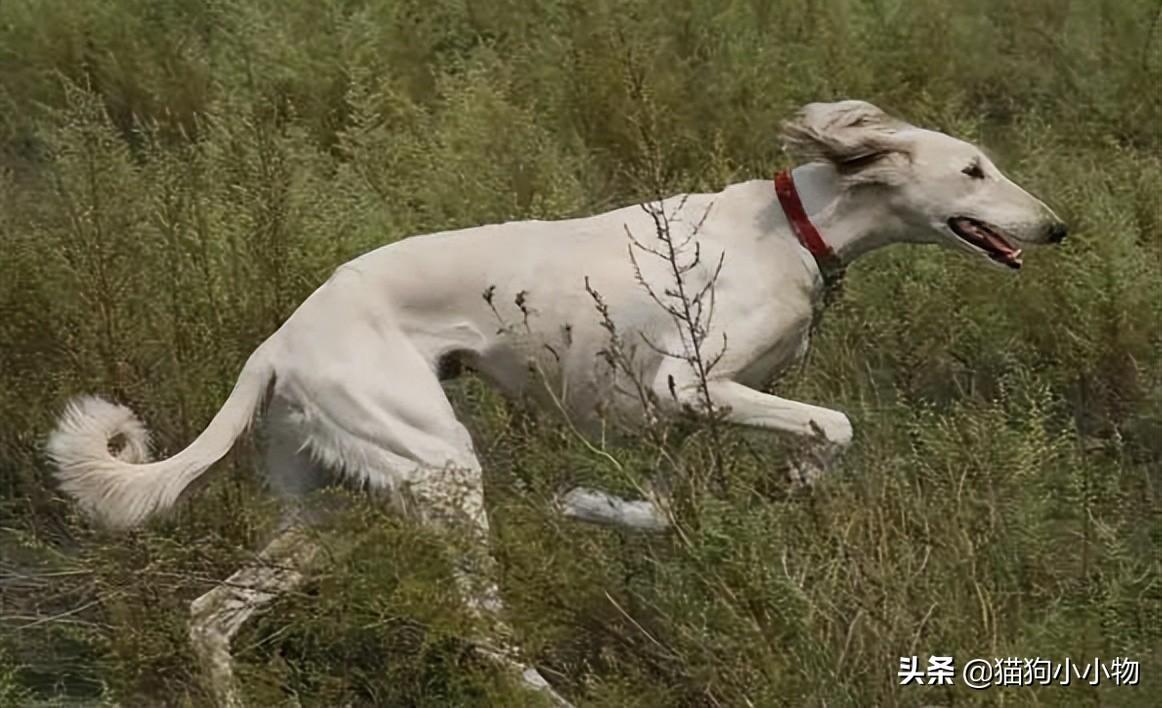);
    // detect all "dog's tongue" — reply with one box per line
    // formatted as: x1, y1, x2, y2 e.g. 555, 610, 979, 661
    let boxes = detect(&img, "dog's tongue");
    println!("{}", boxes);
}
982, 230, 1023, 265
950, 217, 1024, 269
961, 218, 1023, 267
